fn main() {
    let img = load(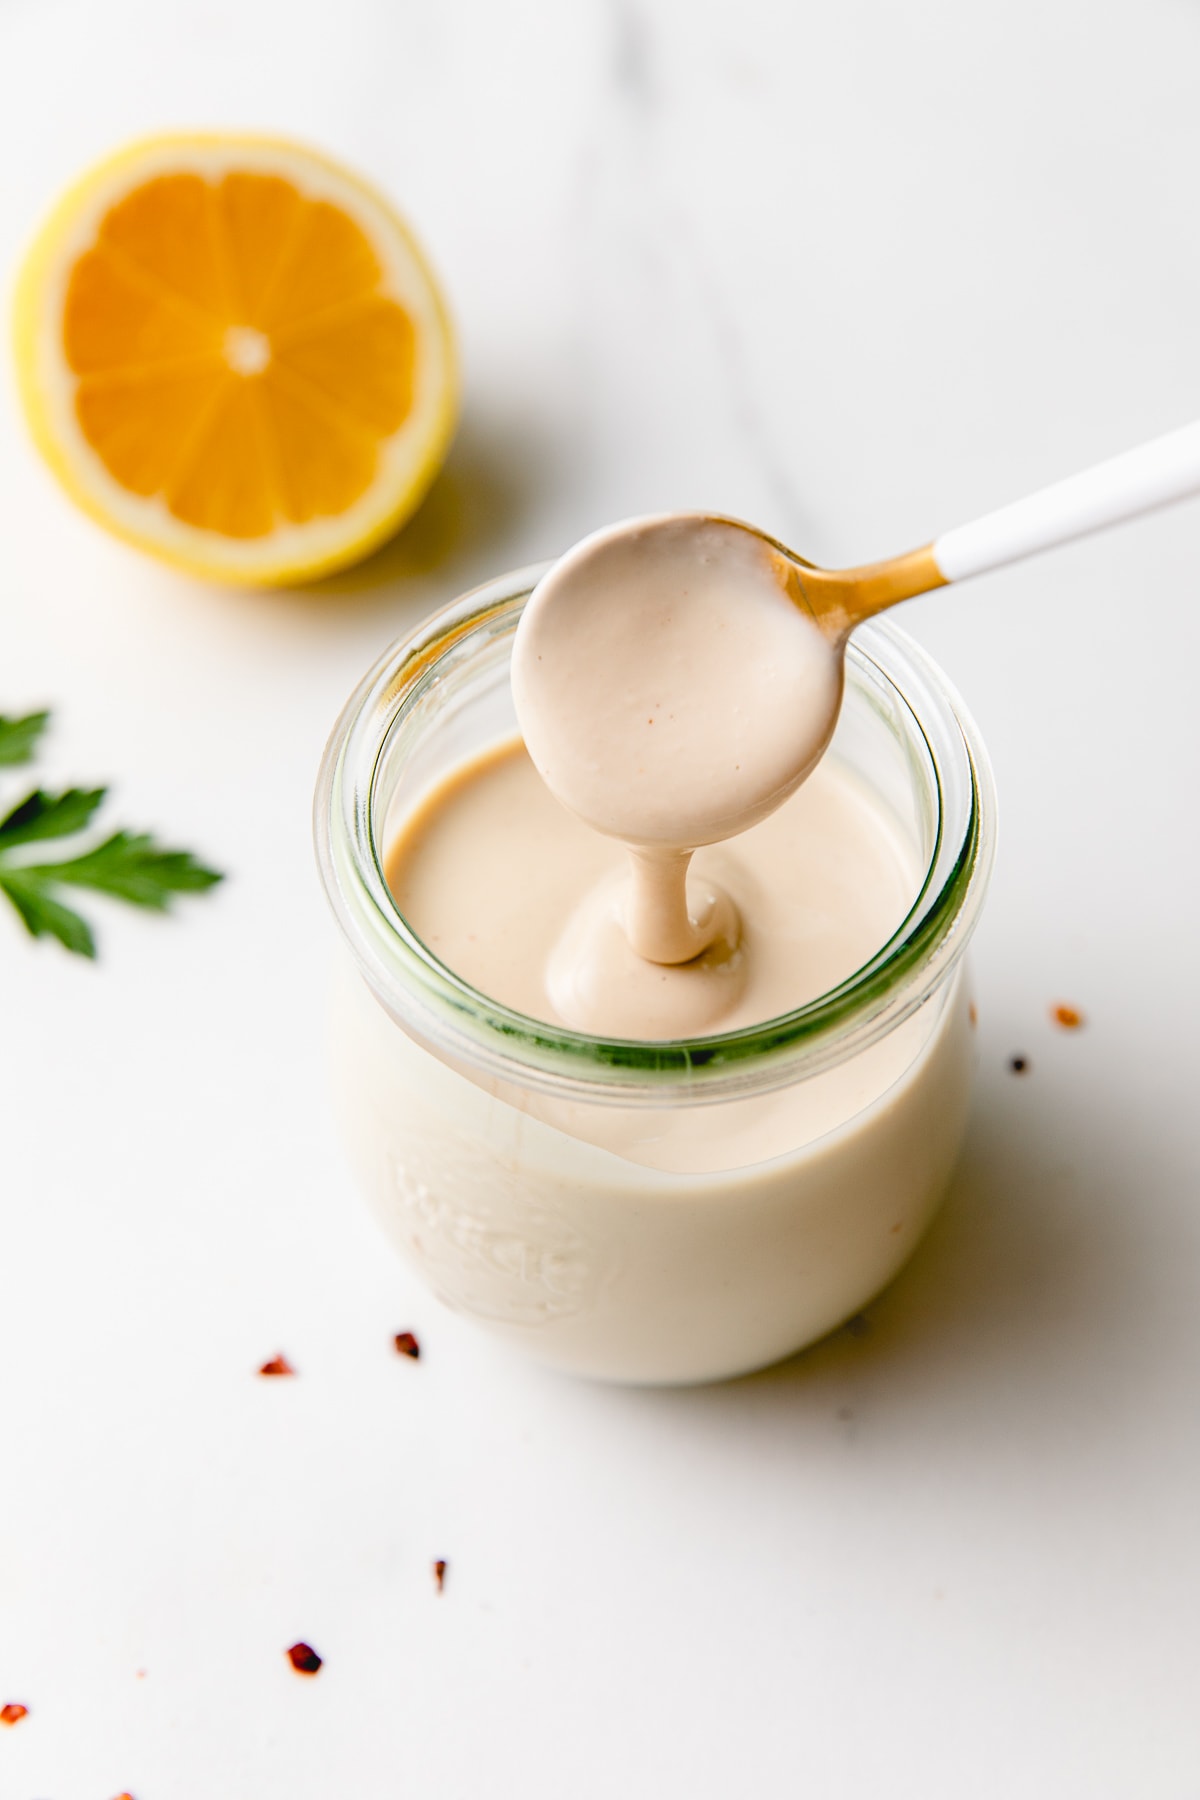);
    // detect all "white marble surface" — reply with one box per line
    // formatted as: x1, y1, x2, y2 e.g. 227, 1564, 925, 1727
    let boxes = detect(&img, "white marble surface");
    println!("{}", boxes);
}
2, 1, 1199, 1794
